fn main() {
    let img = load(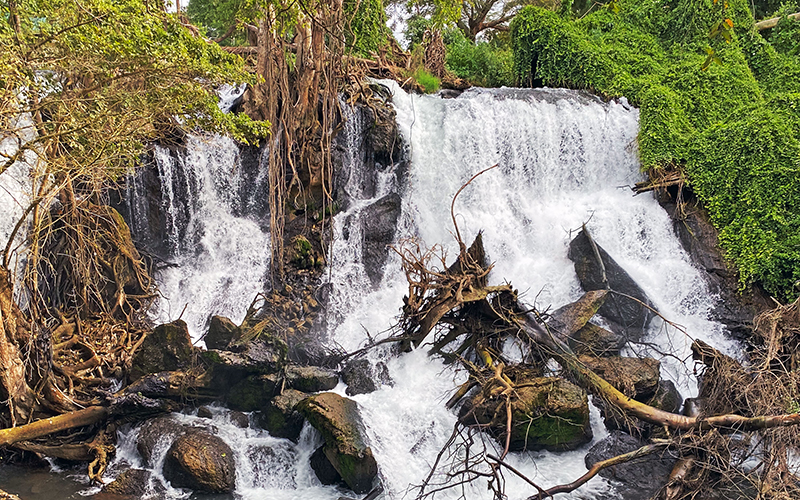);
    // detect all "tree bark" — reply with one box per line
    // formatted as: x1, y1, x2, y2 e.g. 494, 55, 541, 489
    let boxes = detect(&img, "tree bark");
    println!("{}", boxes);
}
0, 406, 109, 447
0, 270, 37, 425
